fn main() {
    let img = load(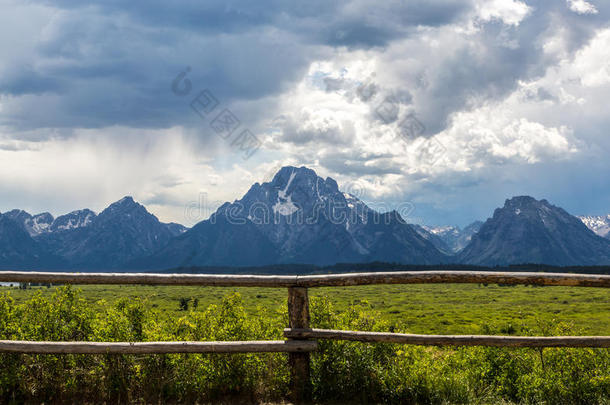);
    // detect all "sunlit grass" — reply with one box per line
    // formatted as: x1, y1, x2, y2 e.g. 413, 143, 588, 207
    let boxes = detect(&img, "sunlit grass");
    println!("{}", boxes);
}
3, 283, 609, 335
